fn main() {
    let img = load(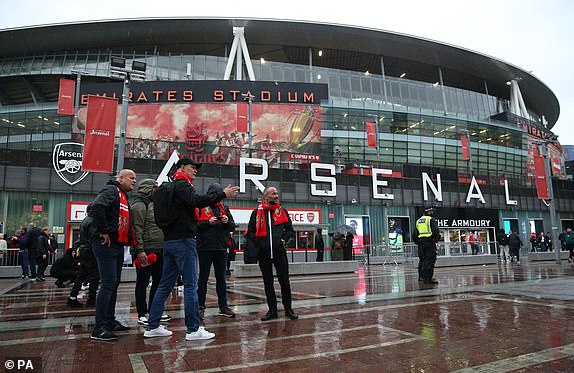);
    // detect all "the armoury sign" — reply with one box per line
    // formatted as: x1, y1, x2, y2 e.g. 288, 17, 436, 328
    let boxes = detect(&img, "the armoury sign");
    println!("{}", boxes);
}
52, 142, 89, 185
